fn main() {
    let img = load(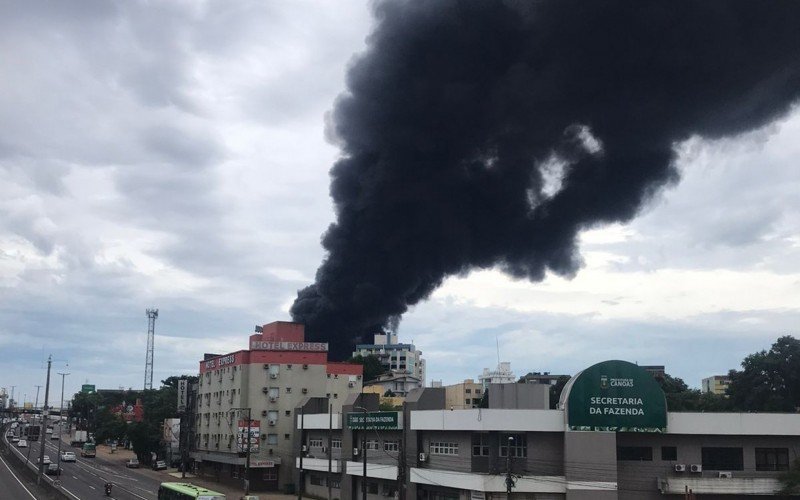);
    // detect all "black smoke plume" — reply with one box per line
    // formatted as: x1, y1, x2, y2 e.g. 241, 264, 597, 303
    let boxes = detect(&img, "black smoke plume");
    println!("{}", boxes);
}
292, 0, 800, 359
